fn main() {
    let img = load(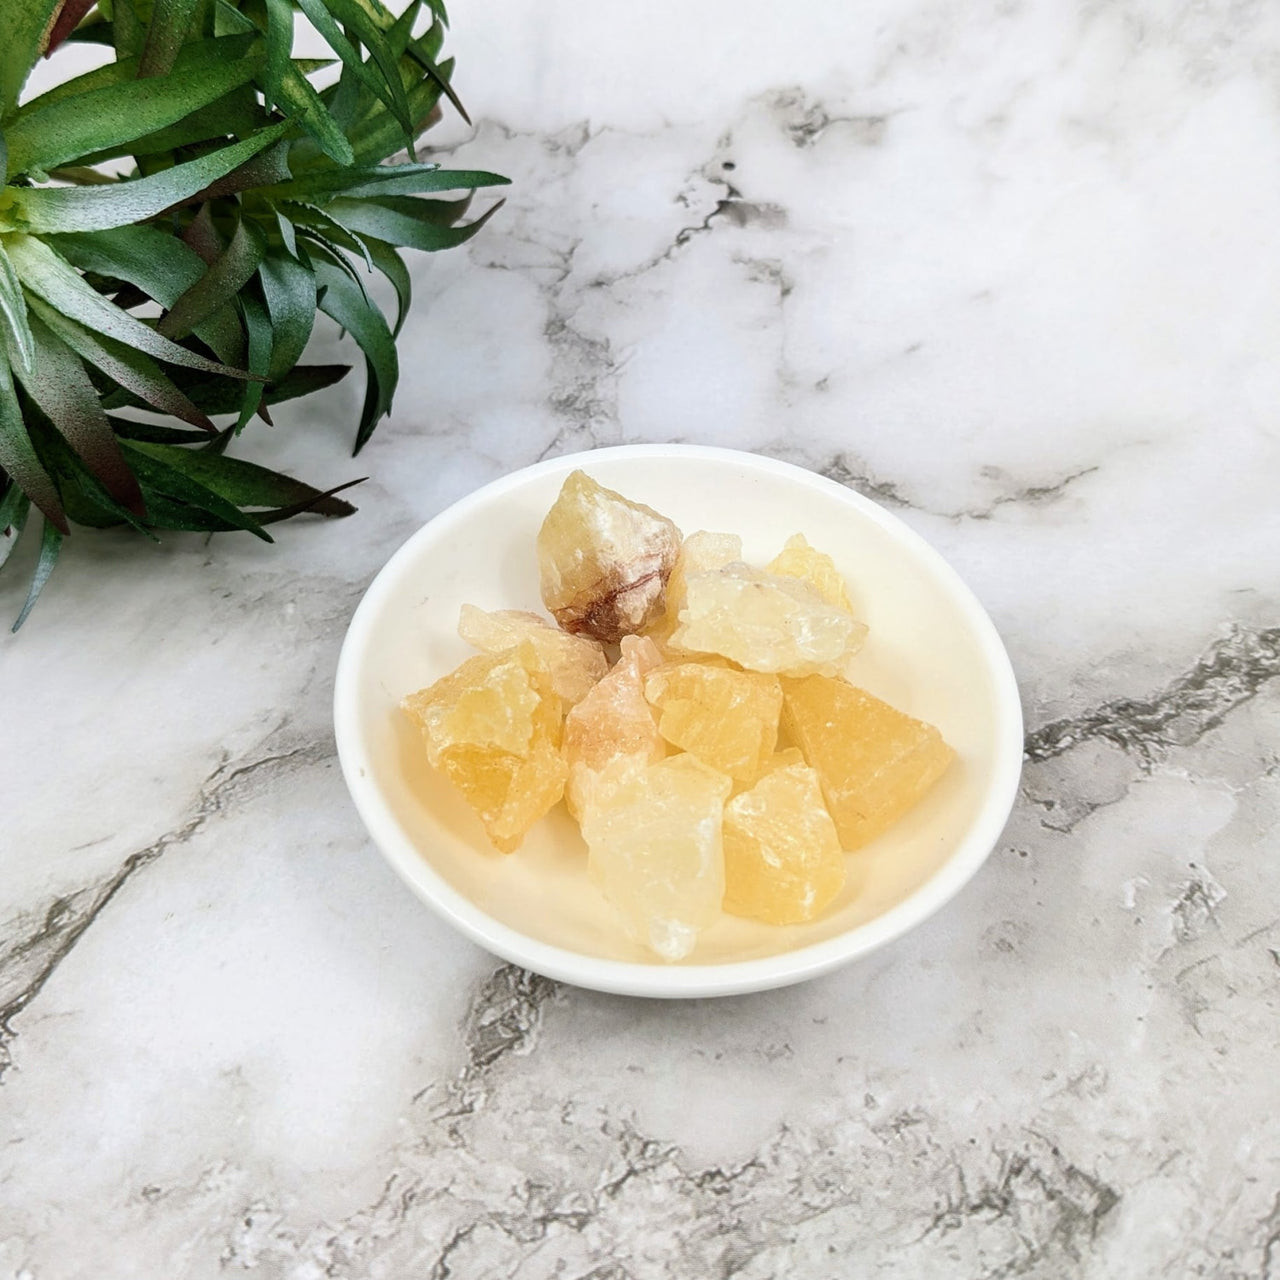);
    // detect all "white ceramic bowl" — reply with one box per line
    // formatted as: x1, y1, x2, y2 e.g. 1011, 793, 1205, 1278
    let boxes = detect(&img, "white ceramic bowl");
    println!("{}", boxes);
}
334, 445, 1023, 997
